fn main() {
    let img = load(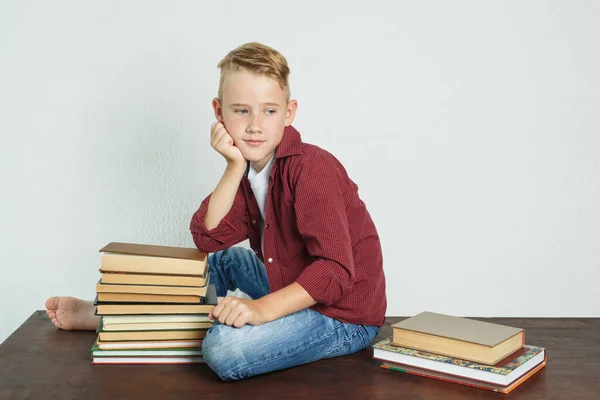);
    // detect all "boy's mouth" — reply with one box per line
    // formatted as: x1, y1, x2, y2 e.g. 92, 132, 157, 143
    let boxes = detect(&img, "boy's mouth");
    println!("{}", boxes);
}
244, 139, 265, 147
